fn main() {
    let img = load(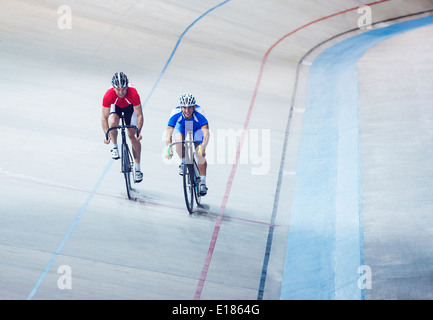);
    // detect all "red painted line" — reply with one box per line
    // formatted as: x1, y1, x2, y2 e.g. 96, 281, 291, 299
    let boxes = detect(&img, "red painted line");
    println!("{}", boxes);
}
193, 0, 391, 300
